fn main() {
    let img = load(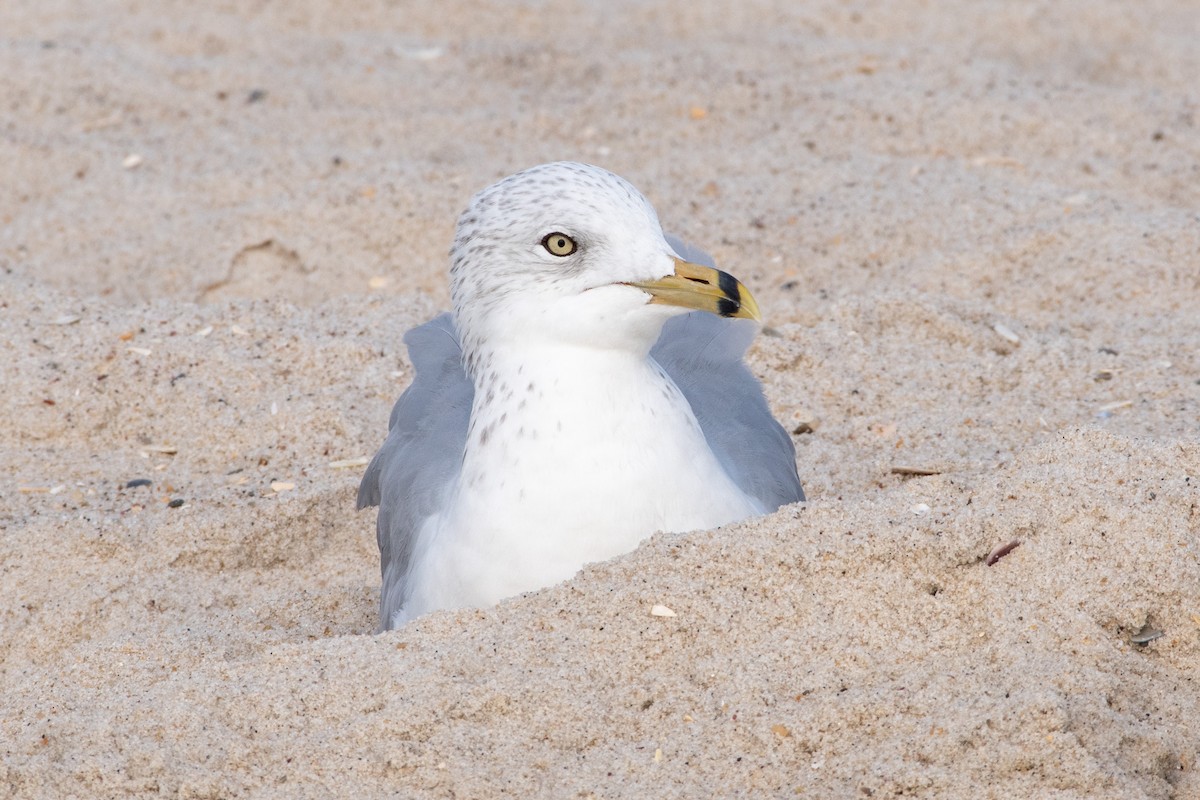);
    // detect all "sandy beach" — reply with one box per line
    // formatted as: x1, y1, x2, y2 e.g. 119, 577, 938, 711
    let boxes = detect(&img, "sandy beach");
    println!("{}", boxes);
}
3, 1, 1198, 797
